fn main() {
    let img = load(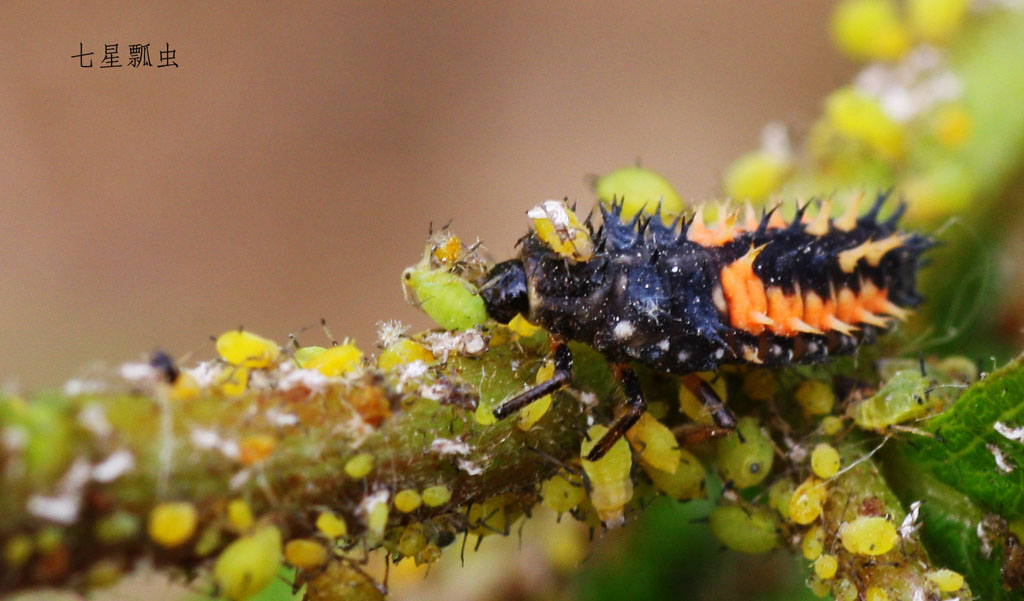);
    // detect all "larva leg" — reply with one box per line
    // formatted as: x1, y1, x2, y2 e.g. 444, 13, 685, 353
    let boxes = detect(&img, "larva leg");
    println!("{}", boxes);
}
585, 364, 647, 462
492, 338, 572, 419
